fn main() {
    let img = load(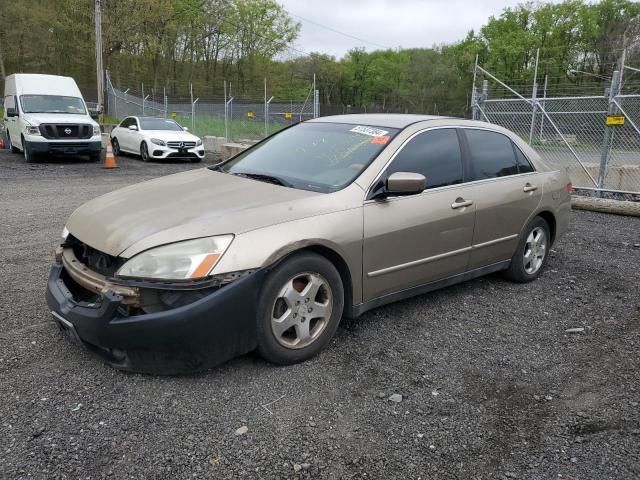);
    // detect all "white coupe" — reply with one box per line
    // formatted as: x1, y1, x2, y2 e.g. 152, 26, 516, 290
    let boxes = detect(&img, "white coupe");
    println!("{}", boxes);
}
110, 116, 205, 162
